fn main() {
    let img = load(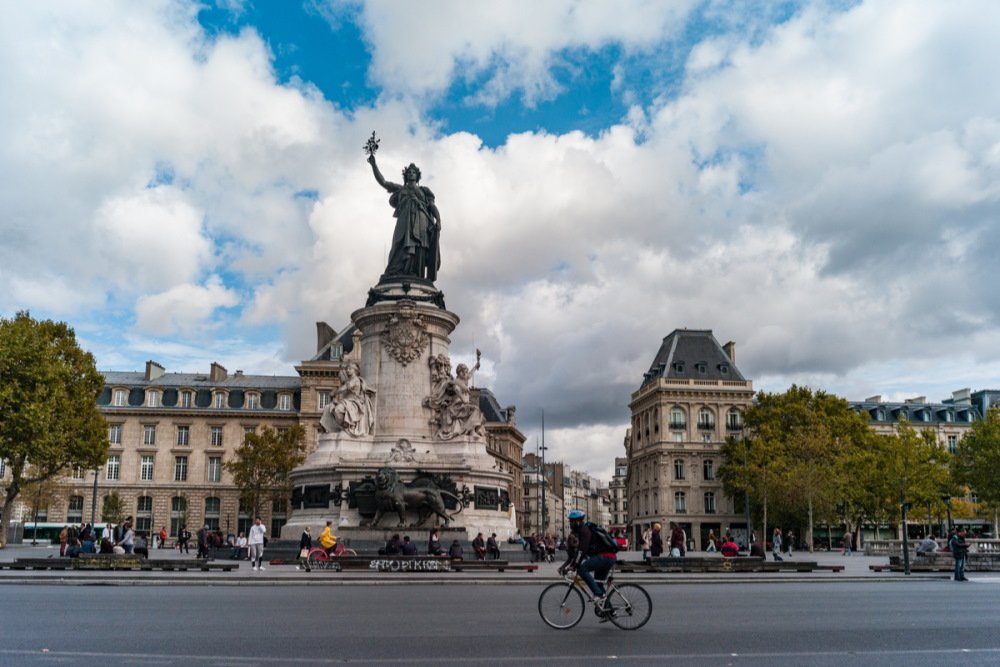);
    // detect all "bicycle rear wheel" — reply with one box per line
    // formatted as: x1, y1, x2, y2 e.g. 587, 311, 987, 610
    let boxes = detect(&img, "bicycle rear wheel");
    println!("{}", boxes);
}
606, 583, 652, 630
538, 583, 586, 629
